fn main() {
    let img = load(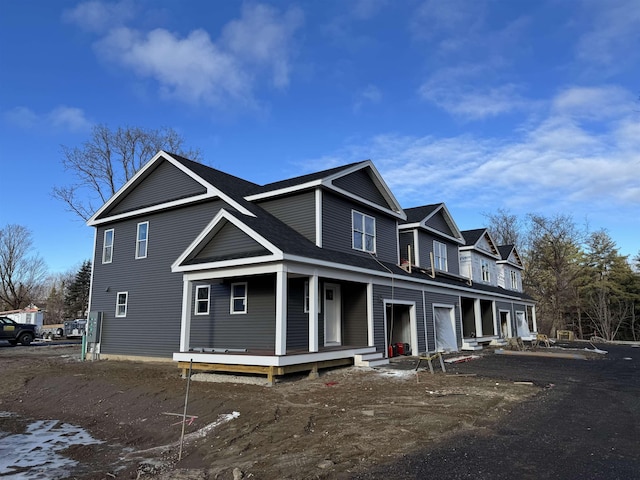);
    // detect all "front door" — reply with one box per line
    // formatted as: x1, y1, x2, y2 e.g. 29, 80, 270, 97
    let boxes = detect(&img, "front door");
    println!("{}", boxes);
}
324, 283, 341, 346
